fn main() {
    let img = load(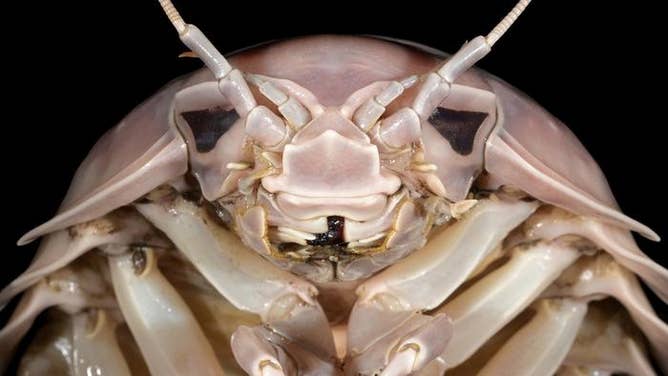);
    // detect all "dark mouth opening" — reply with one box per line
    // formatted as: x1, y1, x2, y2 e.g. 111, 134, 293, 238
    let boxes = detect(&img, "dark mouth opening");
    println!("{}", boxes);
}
307, 216, 347, 247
